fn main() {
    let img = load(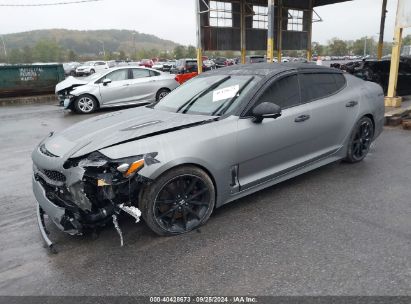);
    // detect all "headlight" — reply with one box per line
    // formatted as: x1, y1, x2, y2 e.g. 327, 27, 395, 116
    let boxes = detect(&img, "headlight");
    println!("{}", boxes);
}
116, 159, 145, 178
